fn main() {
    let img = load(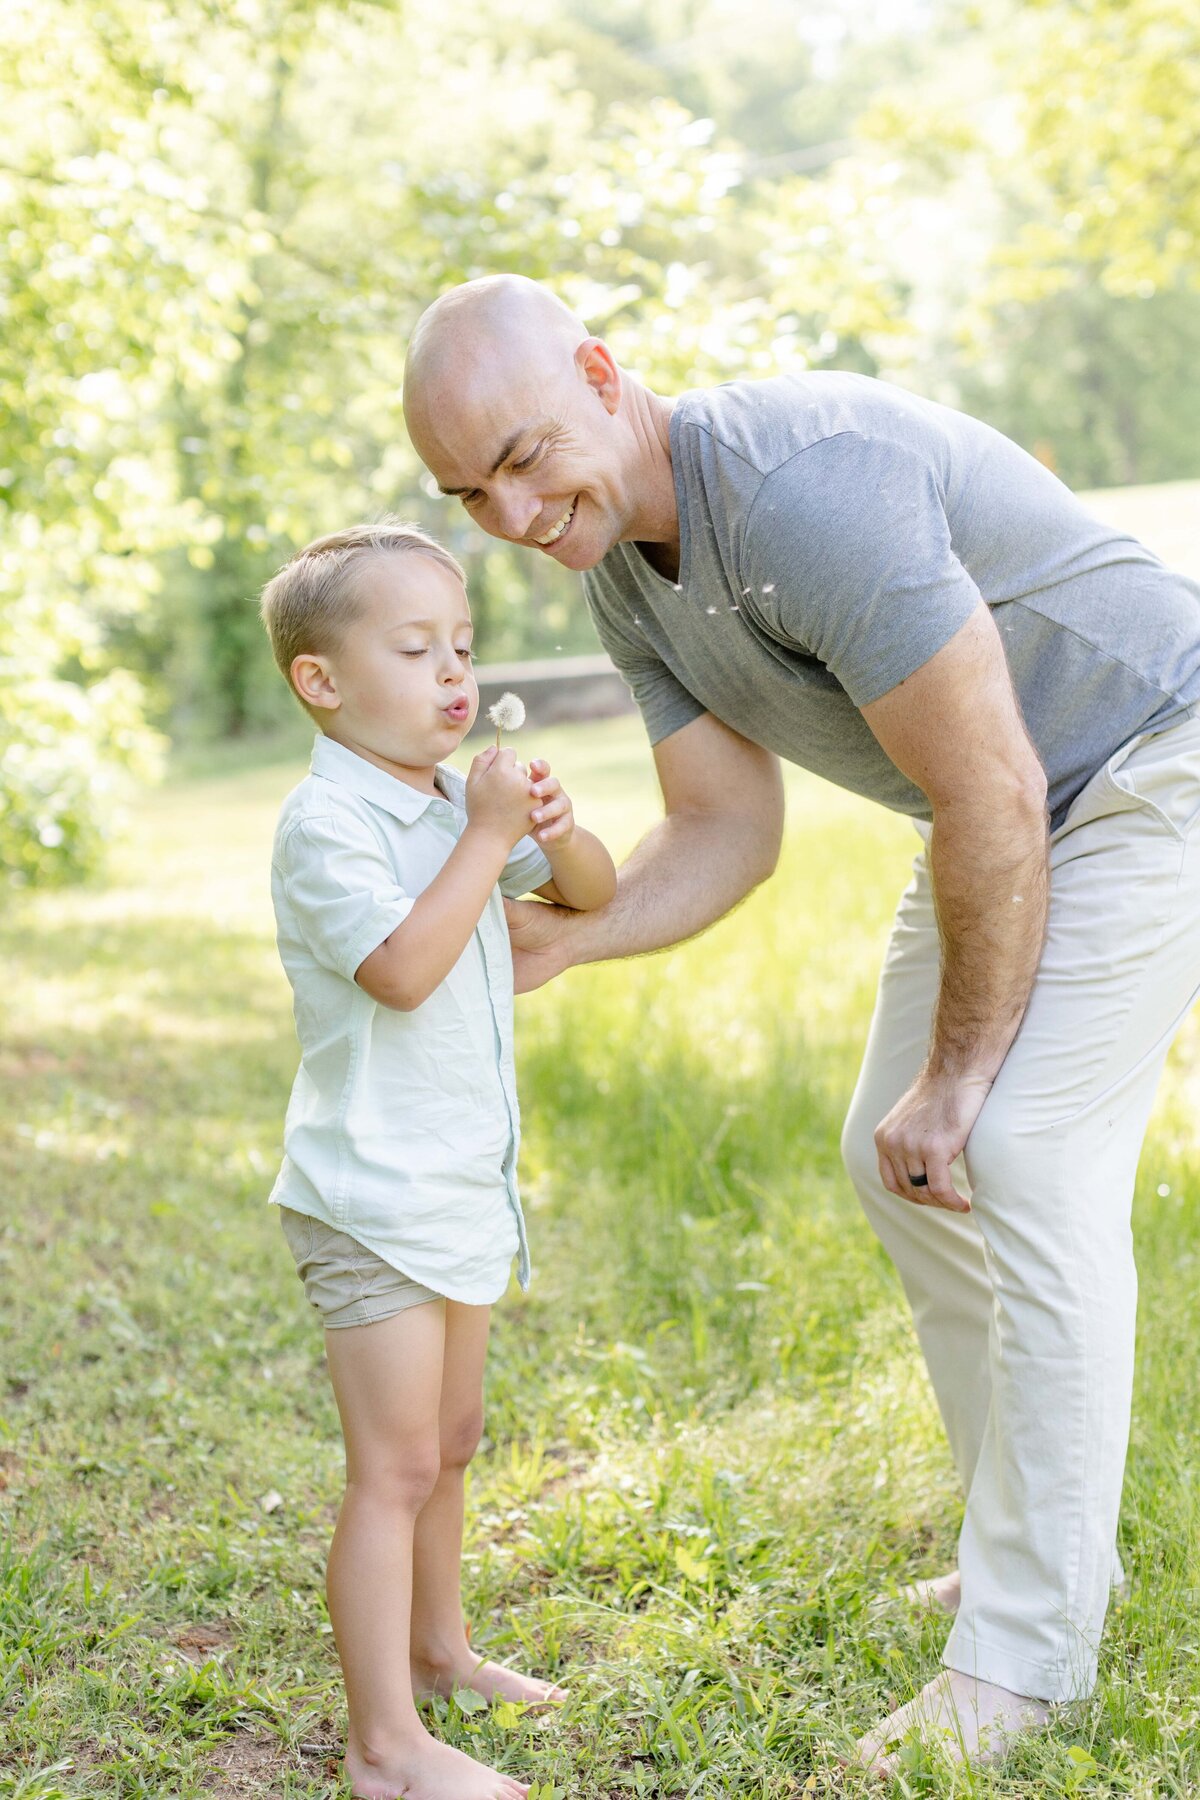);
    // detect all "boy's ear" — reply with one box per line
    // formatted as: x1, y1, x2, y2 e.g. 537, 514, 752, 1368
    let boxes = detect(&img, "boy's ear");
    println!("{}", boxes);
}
291, 653, 340, 711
